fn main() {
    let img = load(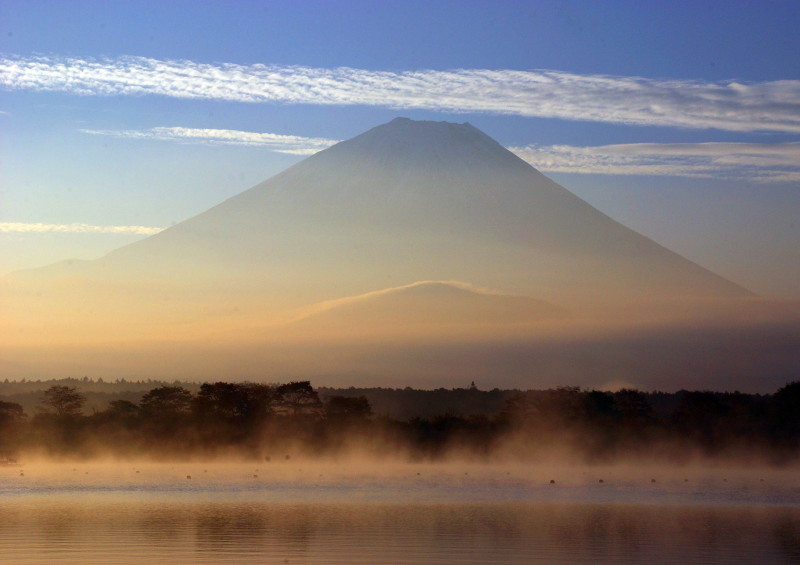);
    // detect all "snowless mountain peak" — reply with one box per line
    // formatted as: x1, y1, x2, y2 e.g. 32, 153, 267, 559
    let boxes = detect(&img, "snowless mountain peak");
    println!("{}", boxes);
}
306, 117, 529, 180
4, 117, 751, 330
0, 116, 774, 384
